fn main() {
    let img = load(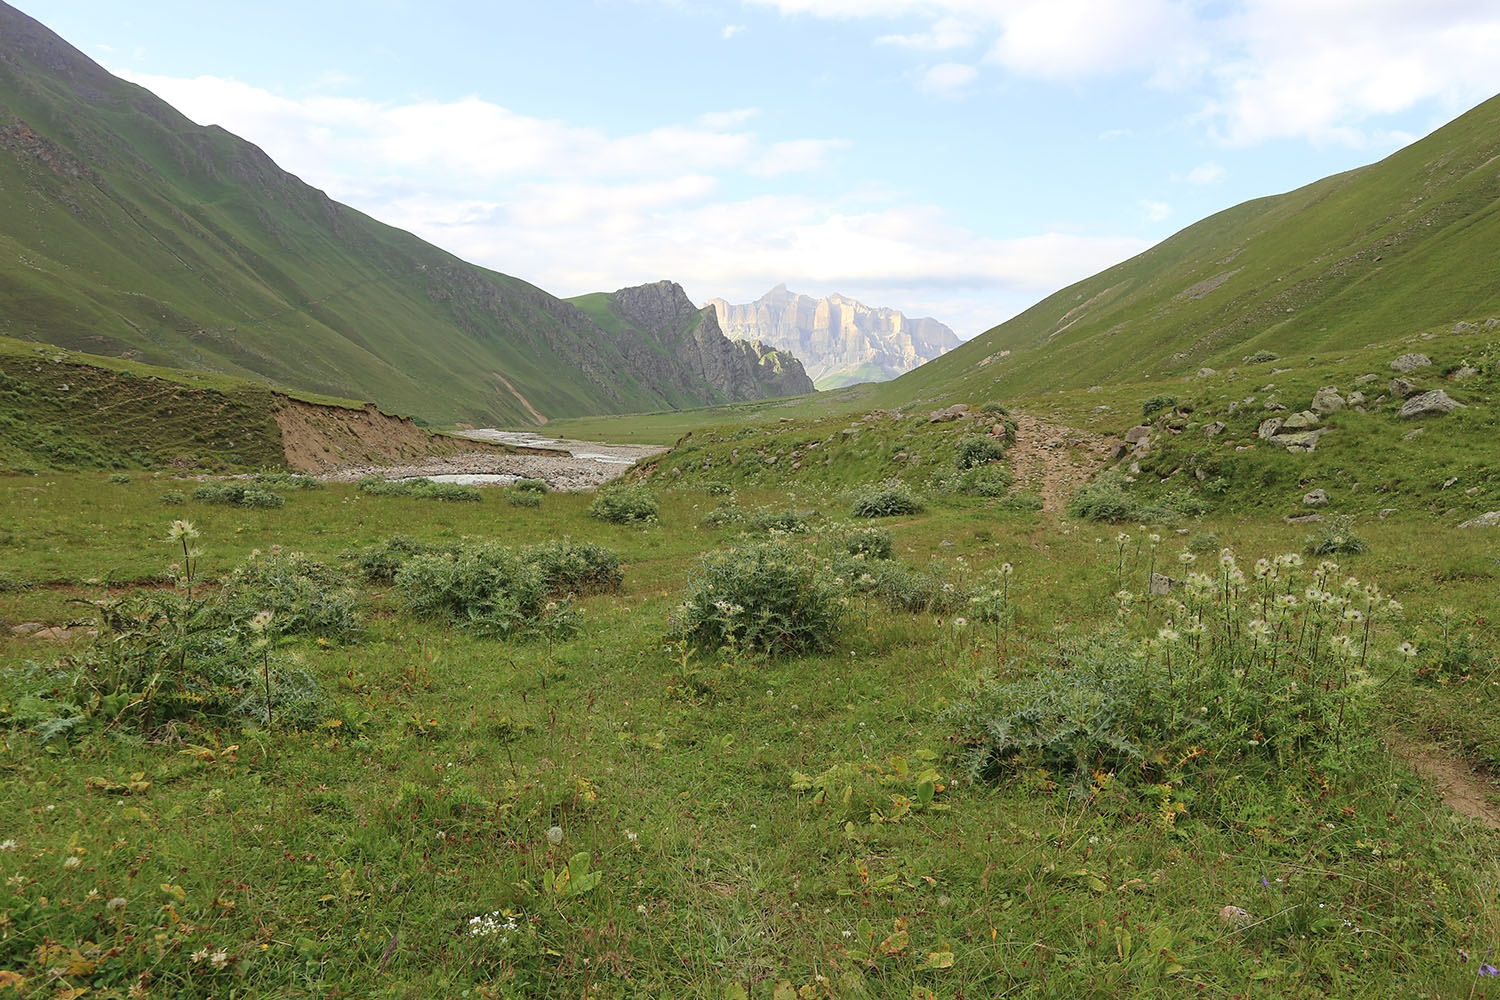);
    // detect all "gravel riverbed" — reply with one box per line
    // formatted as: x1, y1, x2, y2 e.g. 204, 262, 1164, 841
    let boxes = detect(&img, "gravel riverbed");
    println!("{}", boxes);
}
321, 433, 667, 492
